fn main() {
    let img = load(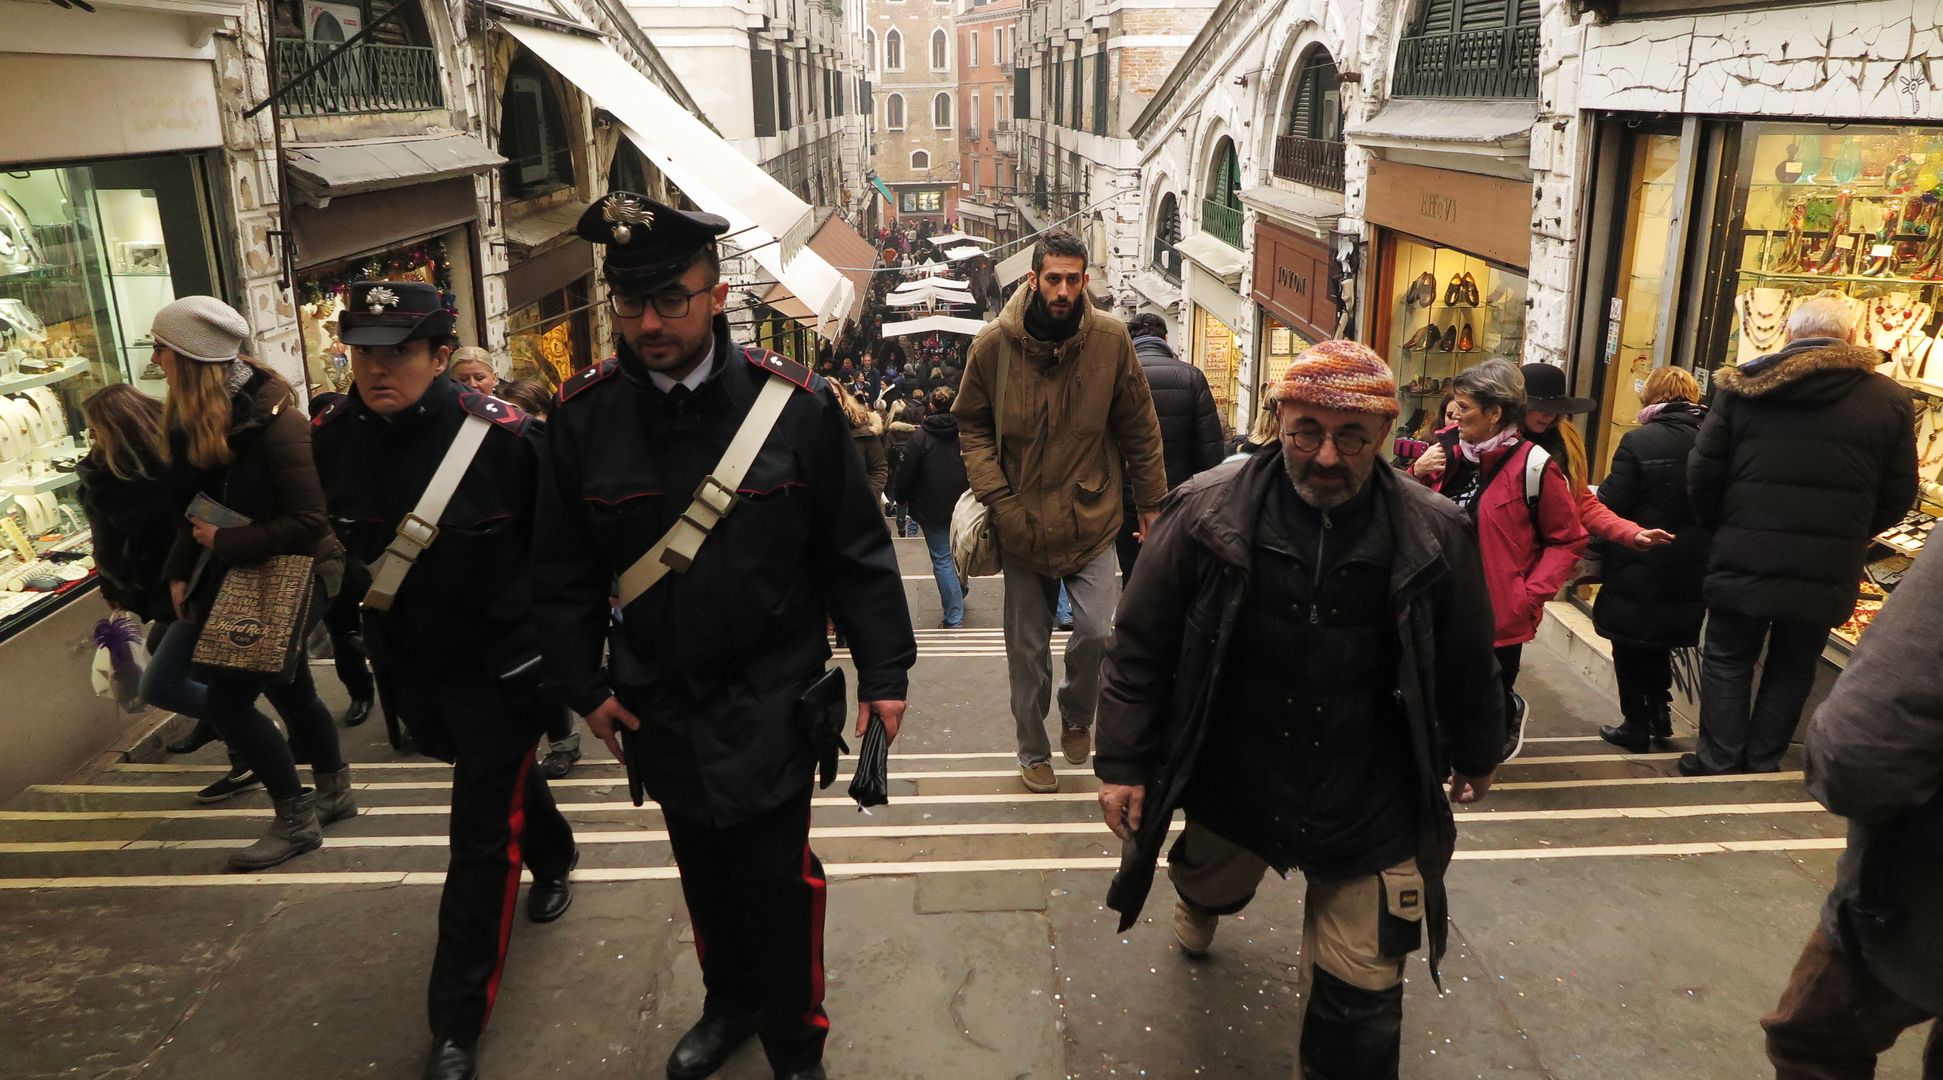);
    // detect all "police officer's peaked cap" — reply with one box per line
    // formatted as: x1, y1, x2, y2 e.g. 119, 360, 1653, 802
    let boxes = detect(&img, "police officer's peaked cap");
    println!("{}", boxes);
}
337, 280, 455, 347
577, 191, 731, 293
